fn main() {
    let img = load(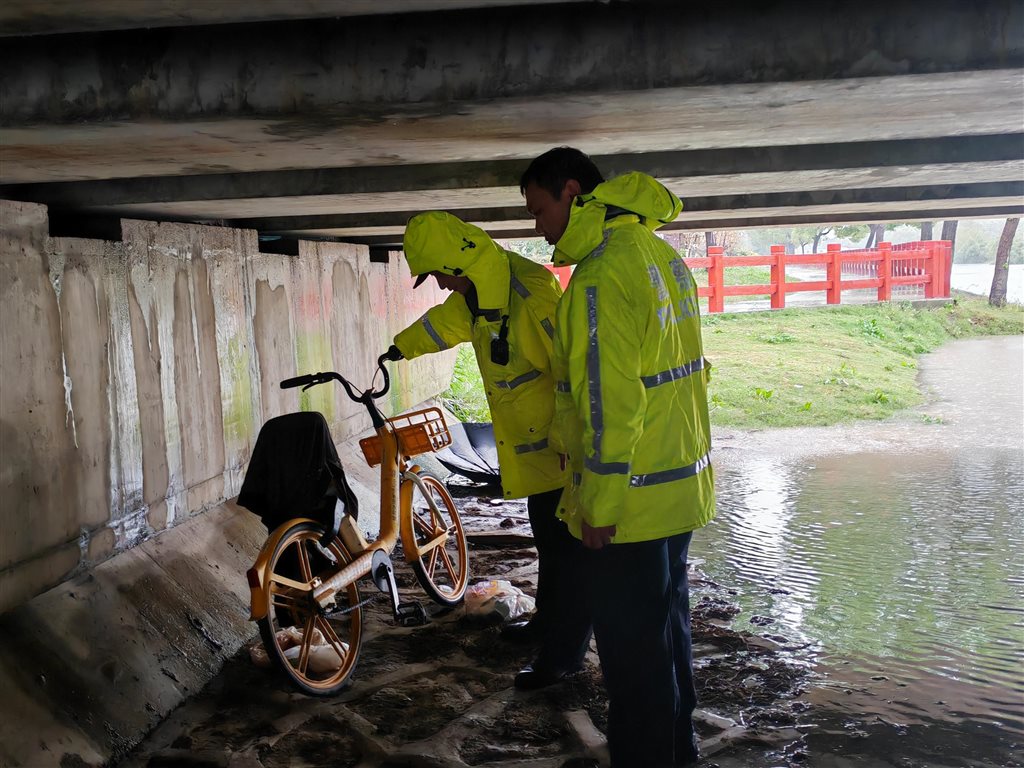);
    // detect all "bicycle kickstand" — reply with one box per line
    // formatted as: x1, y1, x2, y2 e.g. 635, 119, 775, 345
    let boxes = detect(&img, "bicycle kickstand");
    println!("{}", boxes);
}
370, 550, 428, 627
